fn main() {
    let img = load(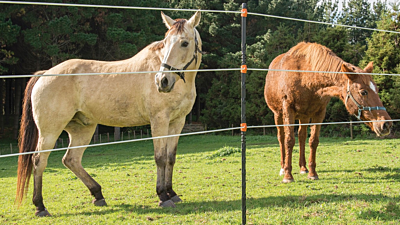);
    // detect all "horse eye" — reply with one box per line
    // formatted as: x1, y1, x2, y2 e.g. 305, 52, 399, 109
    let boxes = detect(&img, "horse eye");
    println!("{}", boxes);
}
181, 41, 189, 47
360, 90, 368, 96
